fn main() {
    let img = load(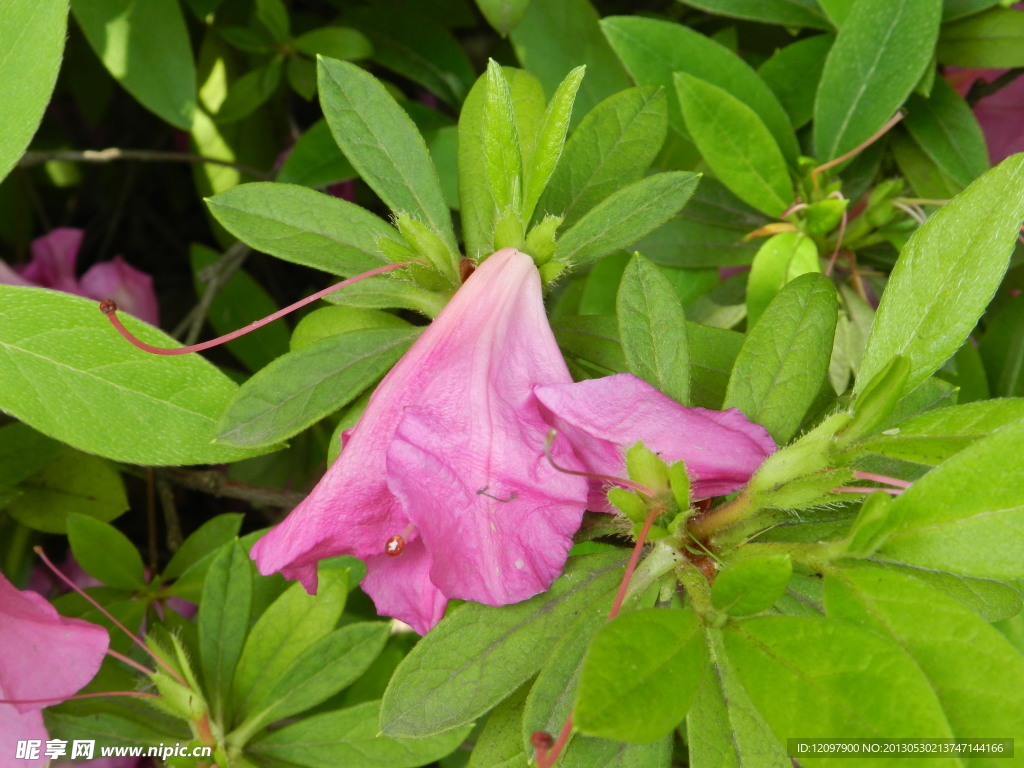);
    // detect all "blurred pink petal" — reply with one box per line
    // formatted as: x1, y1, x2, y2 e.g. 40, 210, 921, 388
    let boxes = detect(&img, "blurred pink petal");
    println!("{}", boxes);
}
19, 228, 84, 293
80, 256, 159, 325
